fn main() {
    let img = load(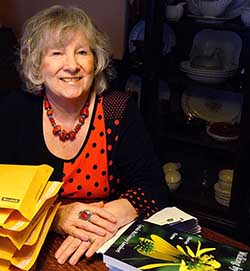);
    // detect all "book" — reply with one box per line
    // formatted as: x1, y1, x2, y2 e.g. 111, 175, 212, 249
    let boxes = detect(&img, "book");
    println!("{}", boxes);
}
103, 220, 250, 271
98, 207, 201, 254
